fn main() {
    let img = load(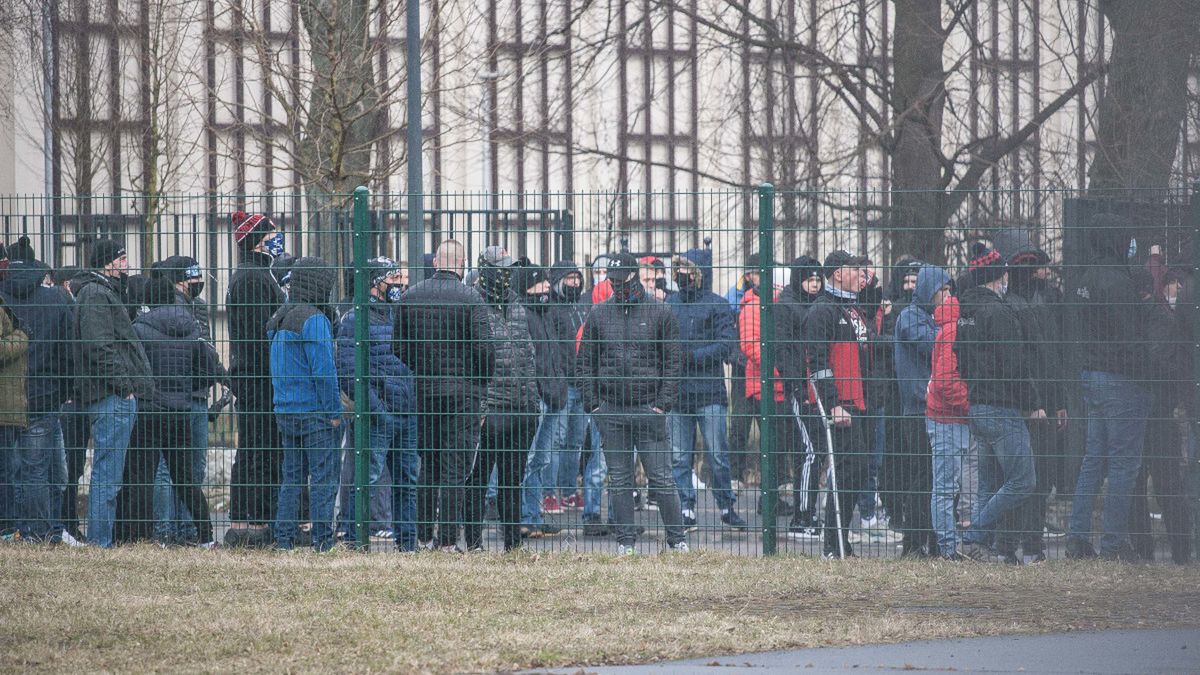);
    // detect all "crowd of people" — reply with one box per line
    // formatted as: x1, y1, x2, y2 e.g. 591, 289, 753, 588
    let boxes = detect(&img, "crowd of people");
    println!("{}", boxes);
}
0, 211, 1194, 562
